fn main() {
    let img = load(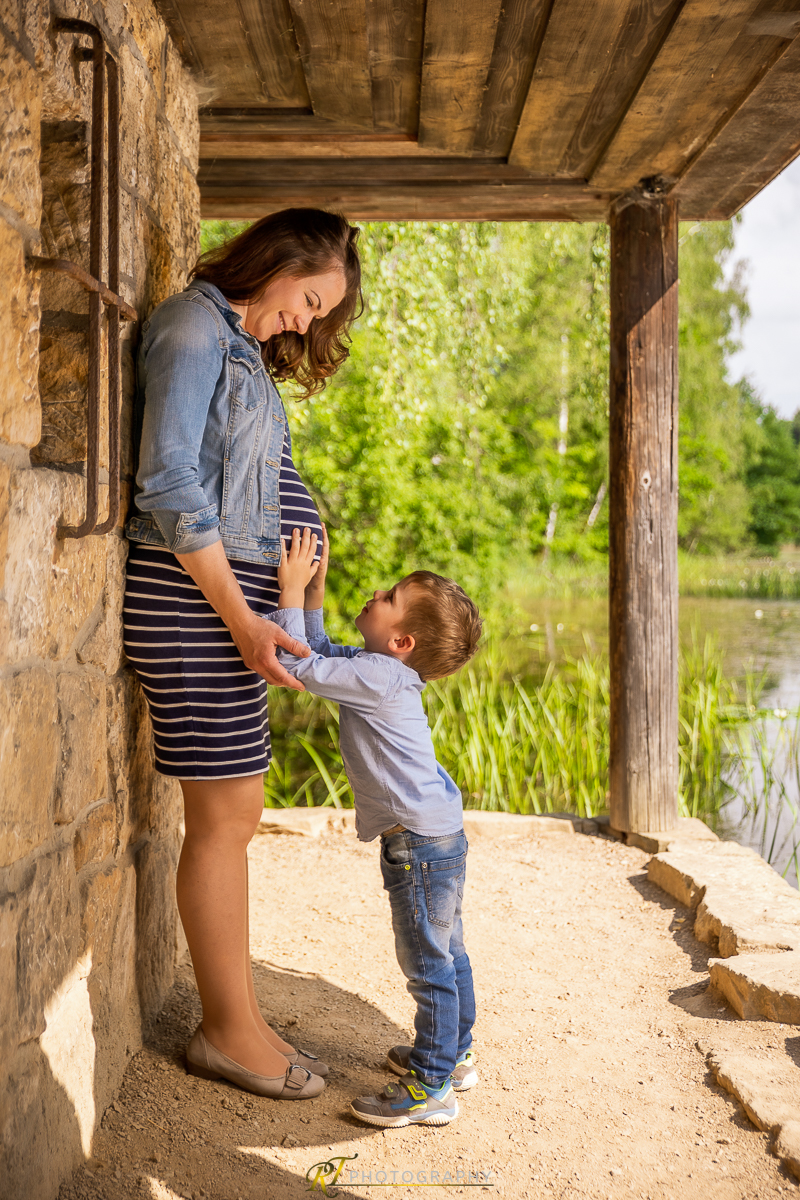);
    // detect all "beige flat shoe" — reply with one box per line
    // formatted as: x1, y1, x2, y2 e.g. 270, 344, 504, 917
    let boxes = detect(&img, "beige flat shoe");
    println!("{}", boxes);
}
186, 1026, 325, 1099
286, 1047, 330, 1078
